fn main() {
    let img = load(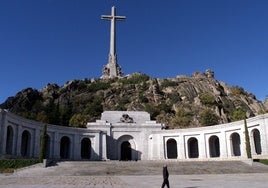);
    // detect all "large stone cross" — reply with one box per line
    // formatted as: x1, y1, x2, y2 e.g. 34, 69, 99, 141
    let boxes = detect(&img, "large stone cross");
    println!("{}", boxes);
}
101, 6, 126, 78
